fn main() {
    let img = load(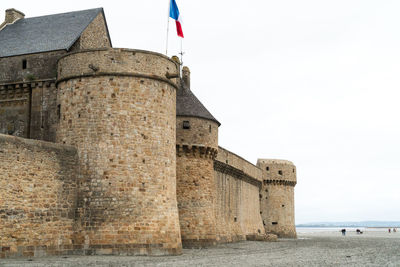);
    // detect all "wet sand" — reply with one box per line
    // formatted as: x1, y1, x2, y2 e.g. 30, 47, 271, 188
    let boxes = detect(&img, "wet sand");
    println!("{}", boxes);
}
1, 230, 399, 266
